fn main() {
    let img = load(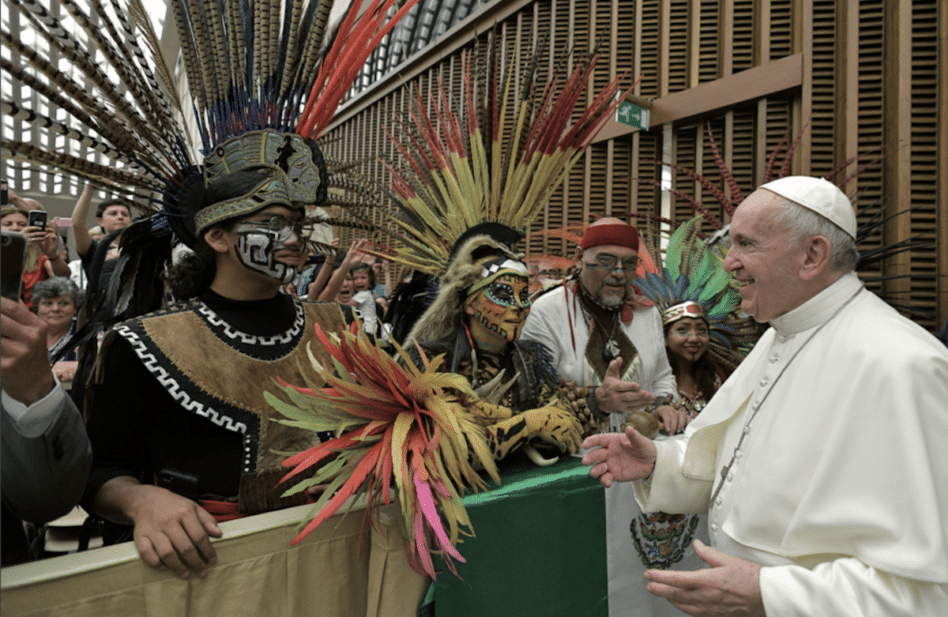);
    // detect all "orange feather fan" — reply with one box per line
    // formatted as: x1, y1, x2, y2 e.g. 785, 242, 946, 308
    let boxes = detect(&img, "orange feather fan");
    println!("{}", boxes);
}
266, 322, 500, 579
